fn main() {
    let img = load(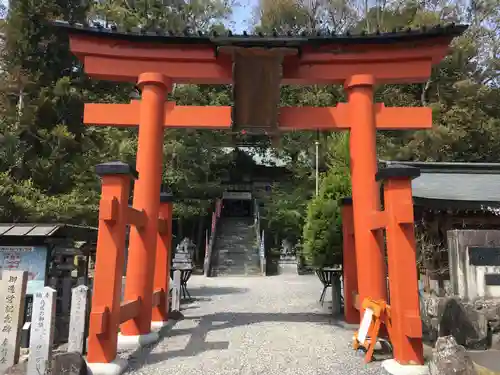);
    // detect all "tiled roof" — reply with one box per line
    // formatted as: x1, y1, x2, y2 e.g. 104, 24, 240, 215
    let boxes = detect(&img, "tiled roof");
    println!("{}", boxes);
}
0, 223, 97, 239
381, 161, 500, 209
52, 20, 468, 46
